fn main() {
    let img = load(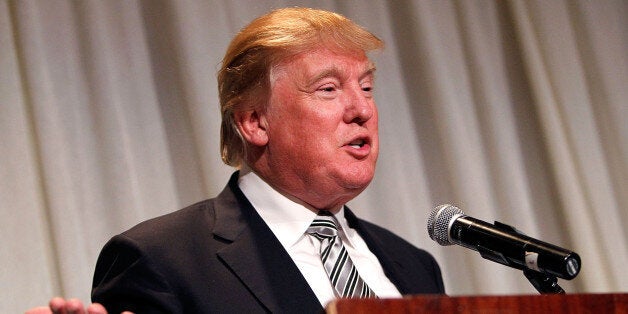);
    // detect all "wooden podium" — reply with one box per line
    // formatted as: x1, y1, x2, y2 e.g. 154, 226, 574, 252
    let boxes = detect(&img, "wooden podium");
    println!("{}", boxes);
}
326, 293, 628, 313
